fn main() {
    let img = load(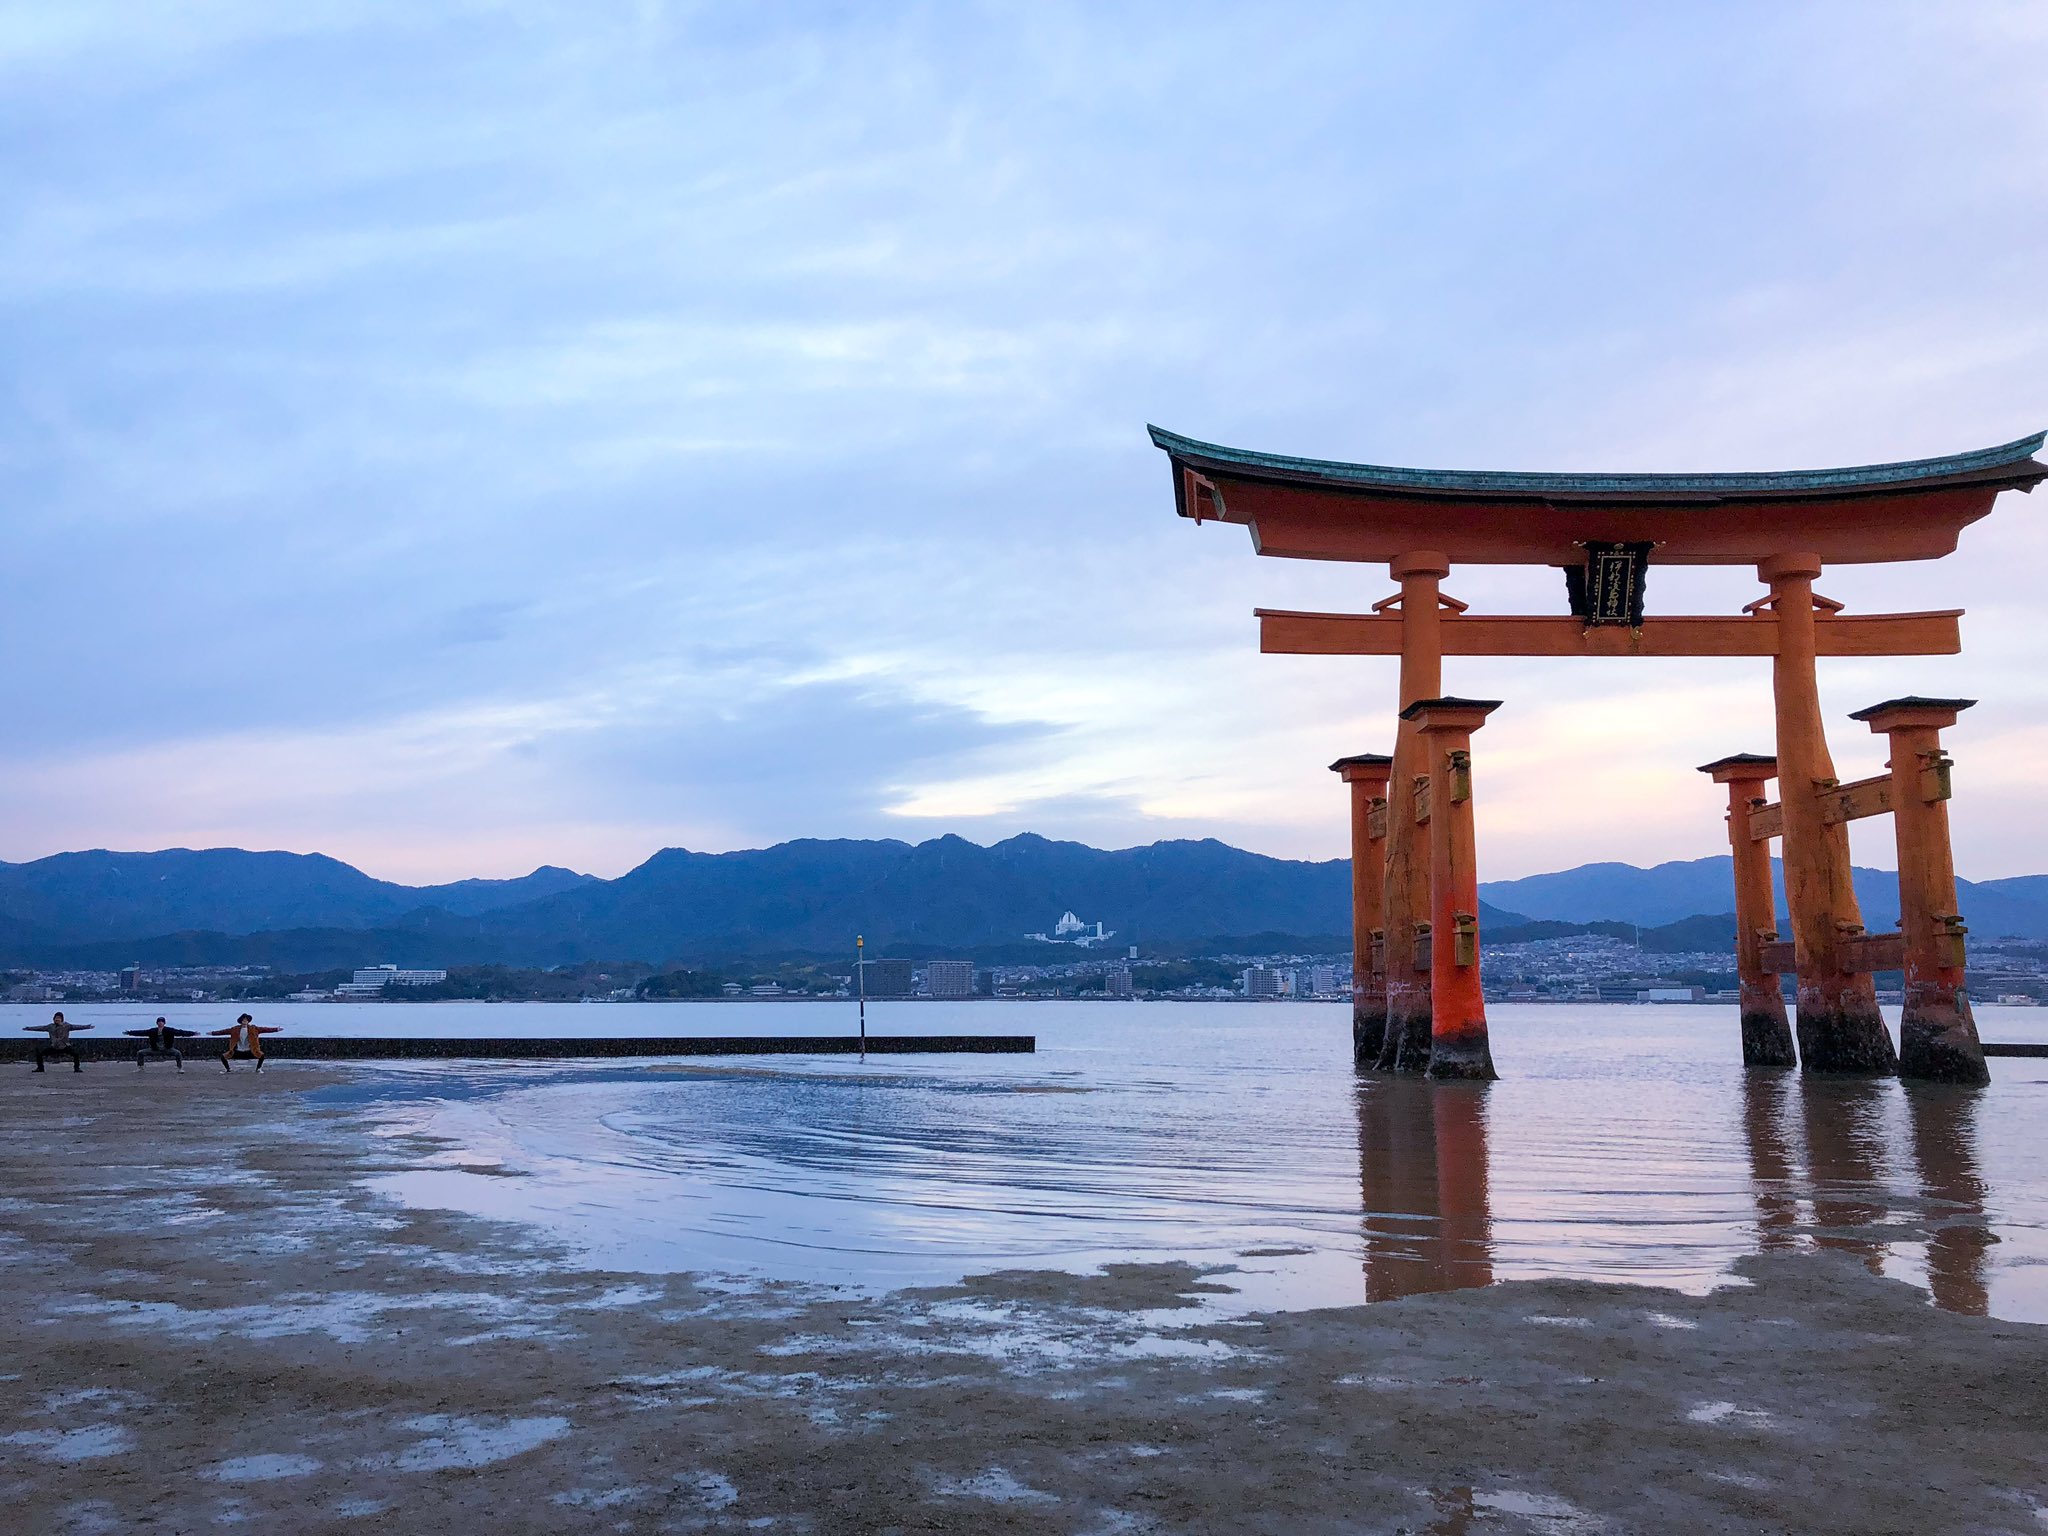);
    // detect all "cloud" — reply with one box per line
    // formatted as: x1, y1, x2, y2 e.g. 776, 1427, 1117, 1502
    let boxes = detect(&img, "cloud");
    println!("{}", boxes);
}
0, 671, 1040, 882
1, 1, 2045, 882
